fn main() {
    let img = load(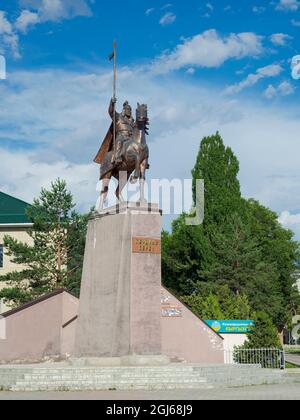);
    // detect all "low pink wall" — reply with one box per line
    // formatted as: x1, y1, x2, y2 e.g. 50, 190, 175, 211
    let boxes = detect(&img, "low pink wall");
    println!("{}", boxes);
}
0, 289, 224, 364
61, 292, 79, 356
161, 288, 224, 364
0, 291, 78, 363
